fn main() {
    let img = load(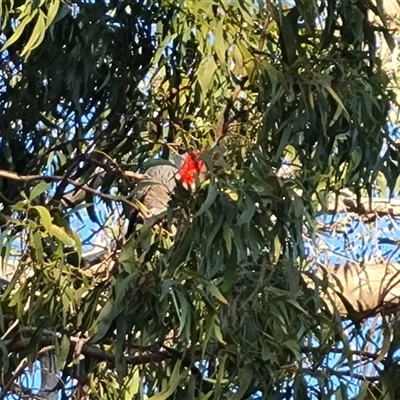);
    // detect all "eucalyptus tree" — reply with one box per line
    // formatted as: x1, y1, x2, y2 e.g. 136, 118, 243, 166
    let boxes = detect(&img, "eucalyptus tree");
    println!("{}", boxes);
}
0, 0, 400, 399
